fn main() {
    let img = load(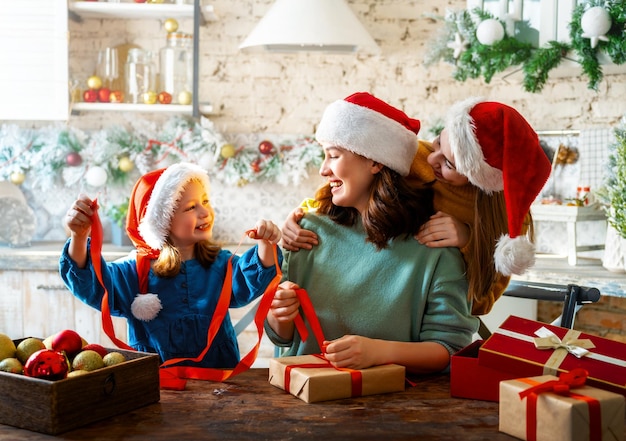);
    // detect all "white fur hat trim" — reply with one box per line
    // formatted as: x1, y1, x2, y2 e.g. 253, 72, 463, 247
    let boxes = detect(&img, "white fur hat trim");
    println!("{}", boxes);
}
315, 99, 418, 176
131, 293, 163, 321
138, 162, 211, 250
445, 96, 503, 193
494, 234, 536, 276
